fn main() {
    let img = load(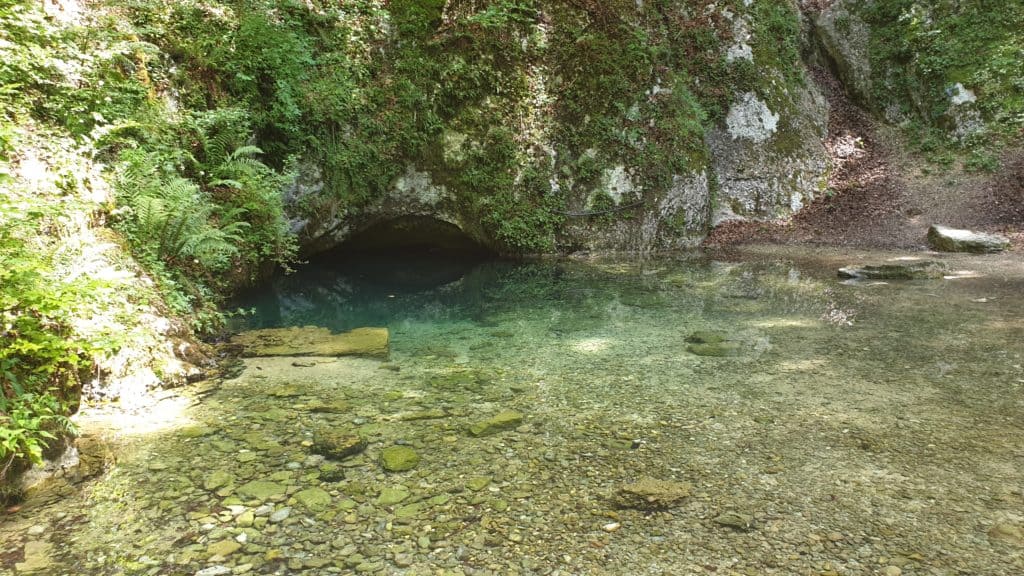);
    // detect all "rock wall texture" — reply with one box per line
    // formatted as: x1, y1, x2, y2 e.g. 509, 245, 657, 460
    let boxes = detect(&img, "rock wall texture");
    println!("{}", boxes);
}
284, 0, 832, 255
